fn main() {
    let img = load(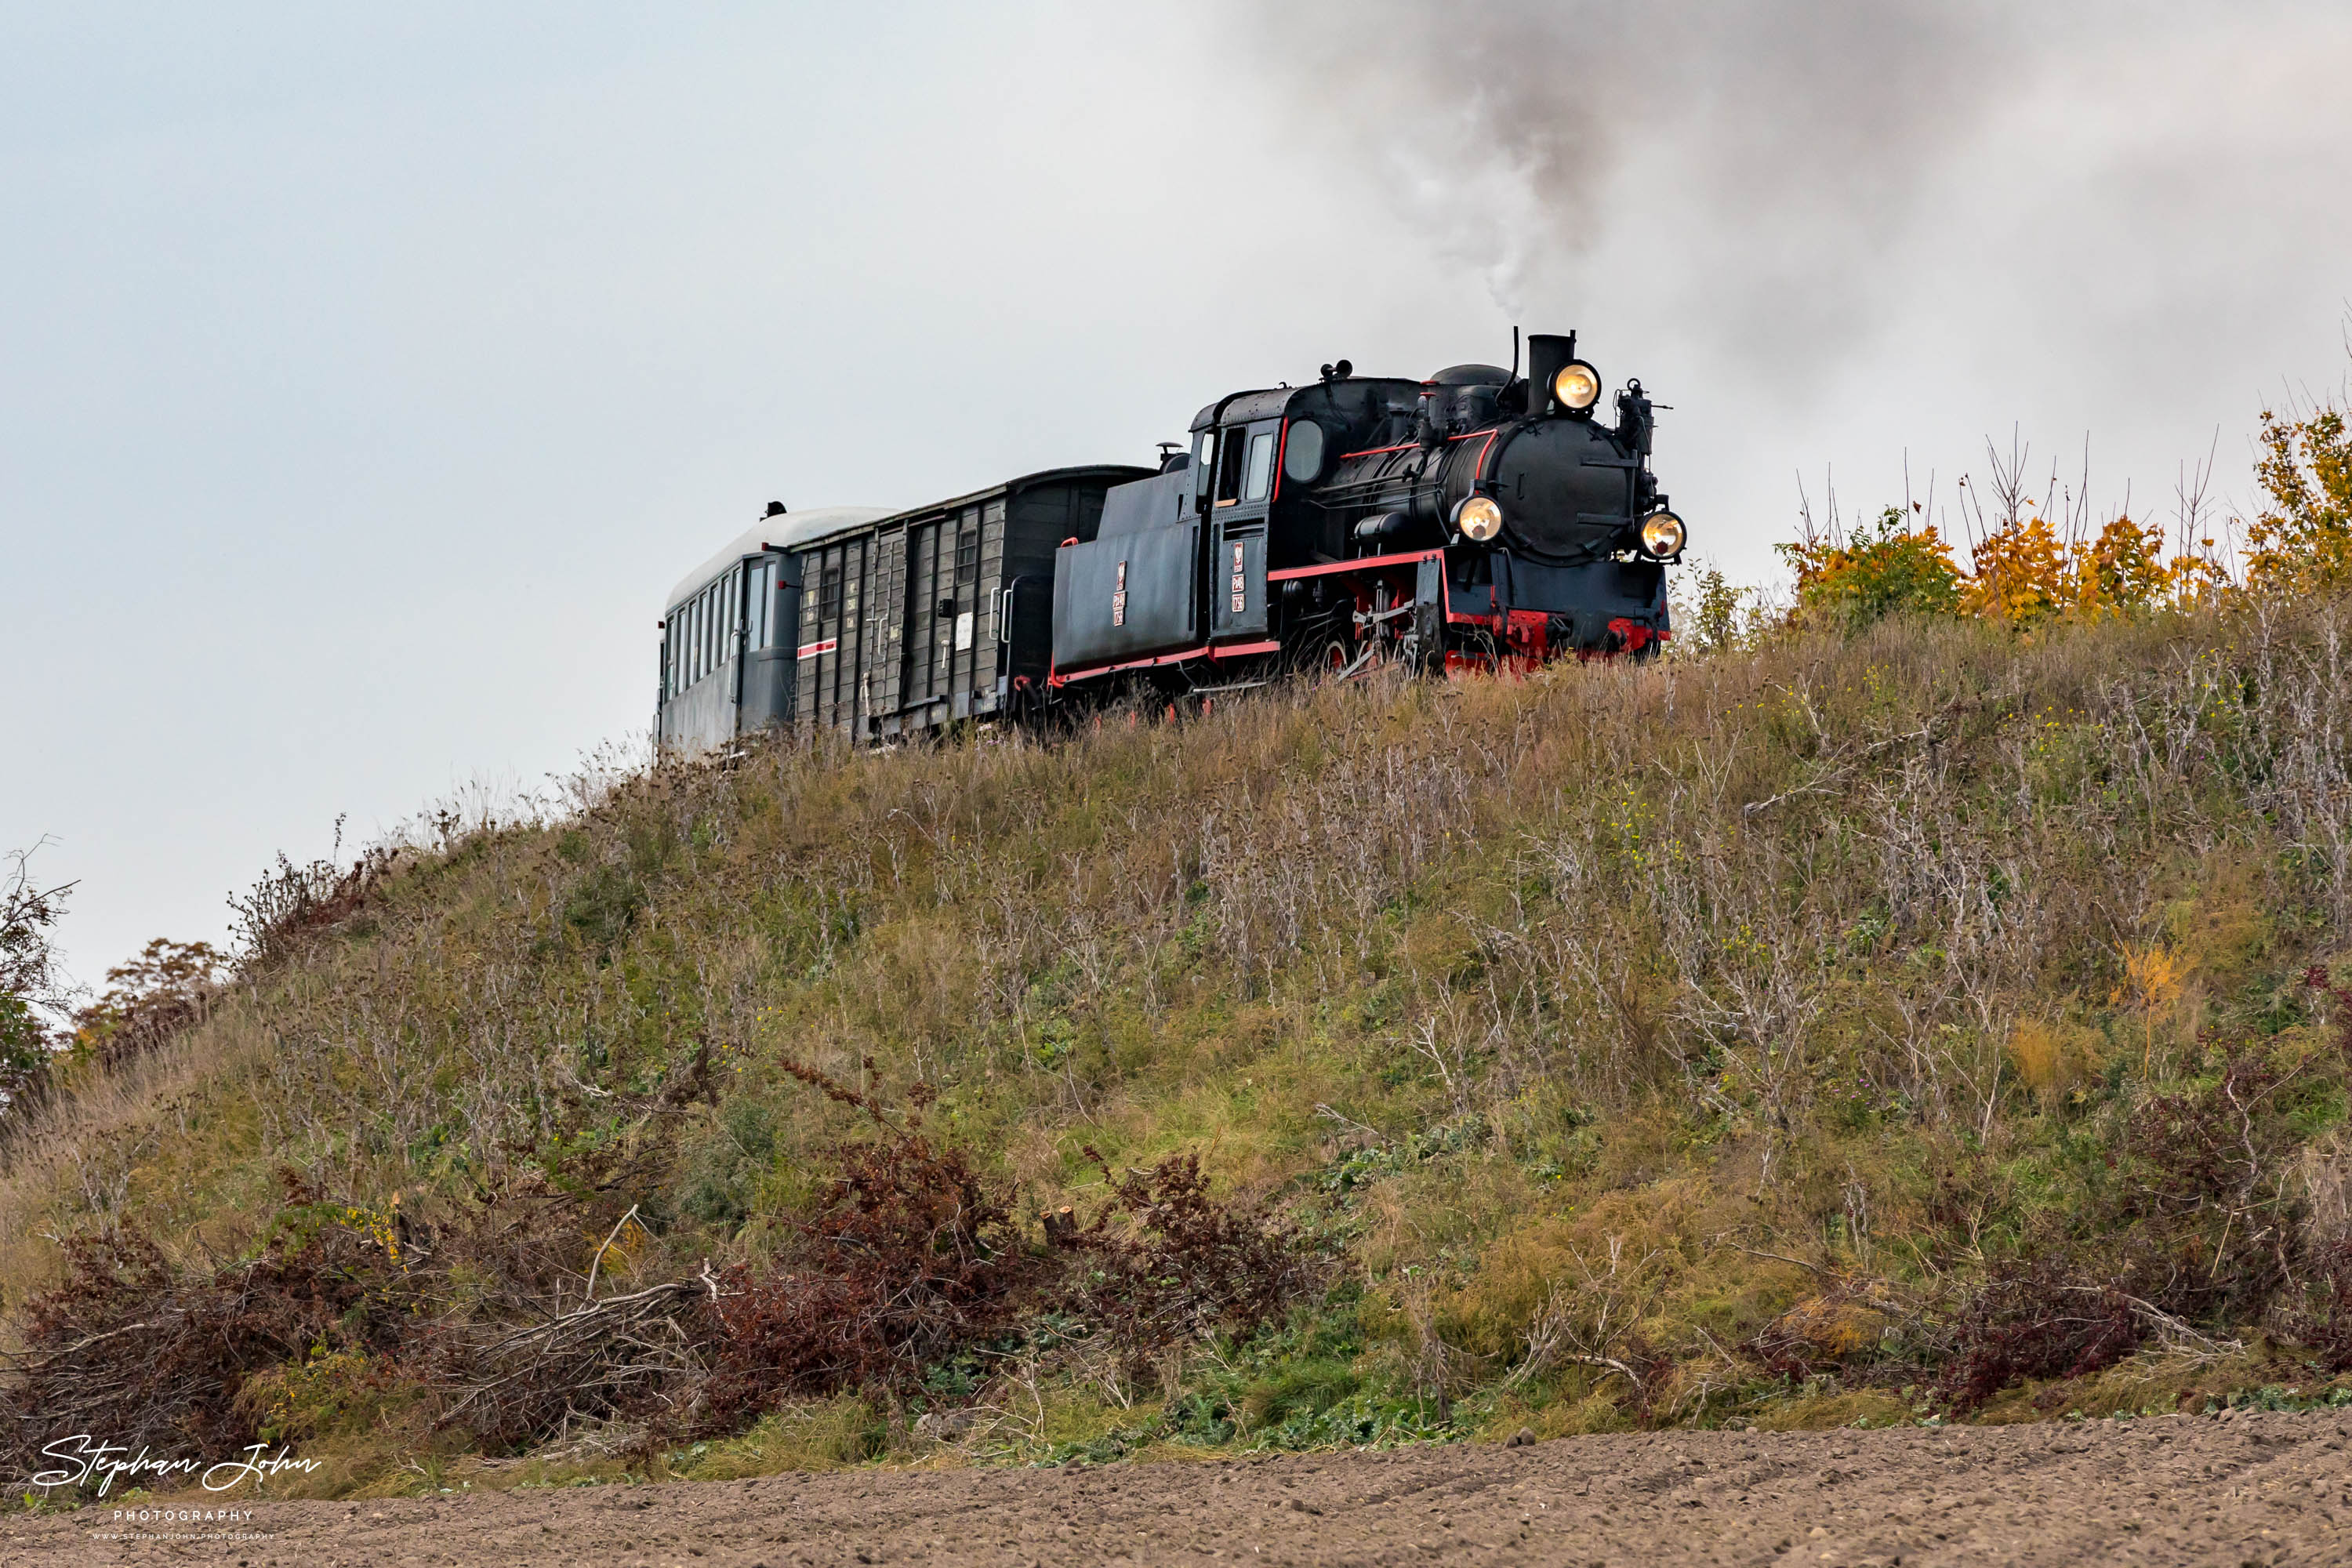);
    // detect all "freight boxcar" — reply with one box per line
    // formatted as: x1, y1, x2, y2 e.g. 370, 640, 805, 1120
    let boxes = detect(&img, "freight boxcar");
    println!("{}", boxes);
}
657, 466, 1148, 751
